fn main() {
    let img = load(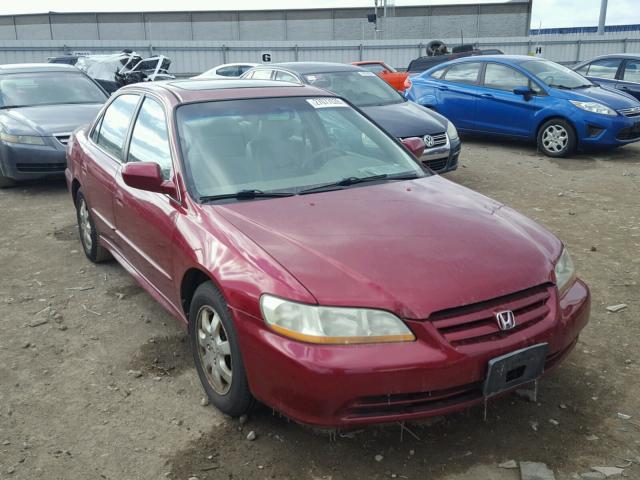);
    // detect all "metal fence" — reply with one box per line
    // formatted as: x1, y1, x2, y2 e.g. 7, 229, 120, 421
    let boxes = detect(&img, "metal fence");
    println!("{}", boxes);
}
0, 32, 638, 77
